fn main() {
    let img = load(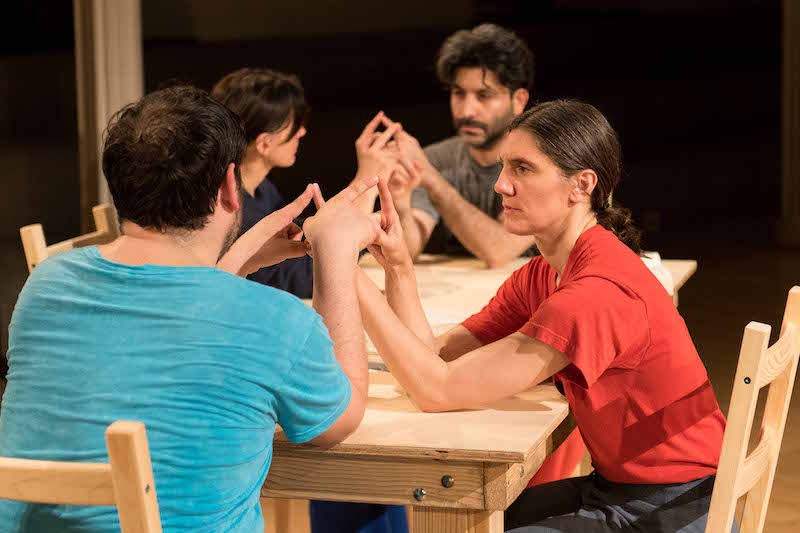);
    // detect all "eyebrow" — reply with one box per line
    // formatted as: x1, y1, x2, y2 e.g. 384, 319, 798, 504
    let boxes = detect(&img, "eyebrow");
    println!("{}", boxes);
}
501, 156, 538, 169
451, 83, 497, 94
